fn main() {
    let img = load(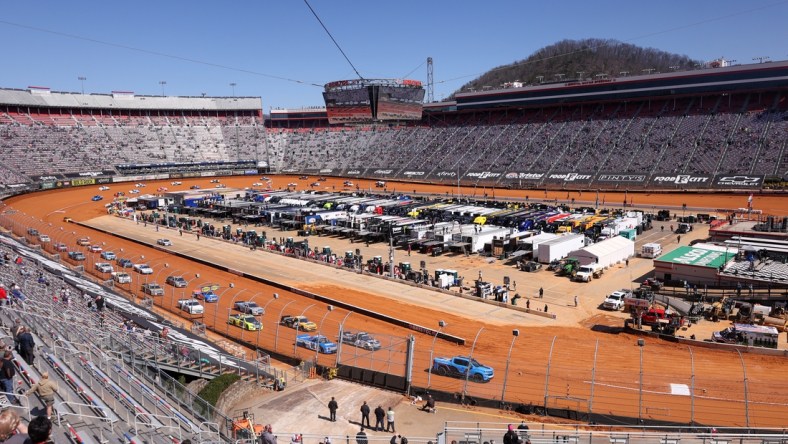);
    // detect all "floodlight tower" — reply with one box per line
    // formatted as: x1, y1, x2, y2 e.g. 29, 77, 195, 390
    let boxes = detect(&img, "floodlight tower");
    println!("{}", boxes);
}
427, 57, 434, 103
